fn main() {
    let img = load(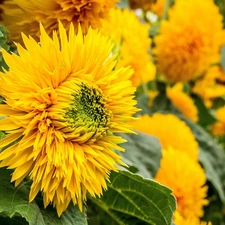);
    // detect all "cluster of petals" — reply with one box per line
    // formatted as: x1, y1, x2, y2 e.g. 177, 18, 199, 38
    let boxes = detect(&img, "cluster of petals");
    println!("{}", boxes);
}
0, 22, 137, 216
0, 0, 117, 43
100, 8, 156, 87
154, 0, 225, 82
167, 83, 198, 122
132, 113, 208, 222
